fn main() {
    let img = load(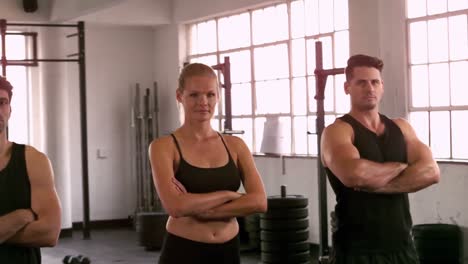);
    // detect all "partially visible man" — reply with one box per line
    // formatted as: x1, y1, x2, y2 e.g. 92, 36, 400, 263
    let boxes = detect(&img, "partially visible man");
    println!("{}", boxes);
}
0, 75, 61, 263
321, 54, 440, 263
